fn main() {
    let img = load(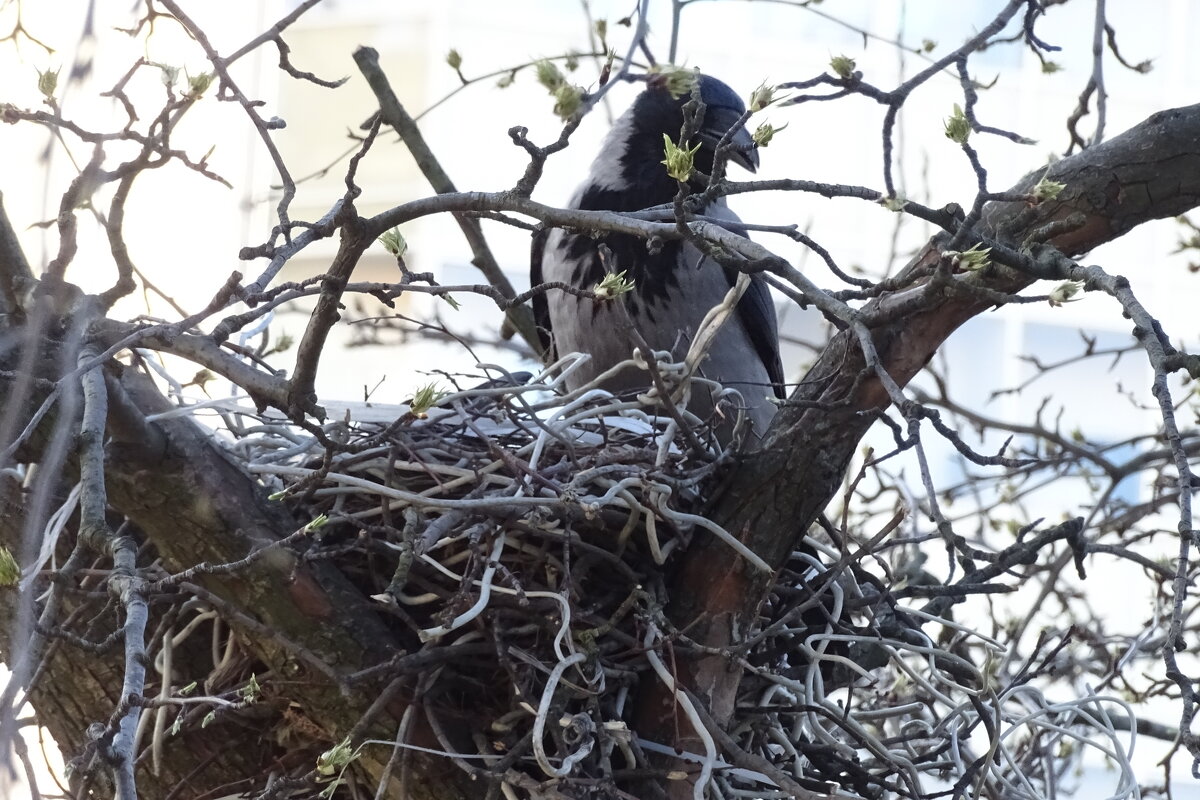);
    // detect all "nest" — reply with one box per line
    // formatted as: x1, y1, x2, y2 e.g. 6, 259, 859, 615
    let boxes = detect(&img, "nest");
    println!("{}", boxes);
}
166, 355, 1140, 800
